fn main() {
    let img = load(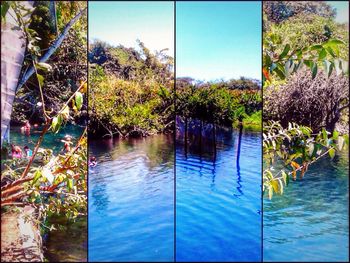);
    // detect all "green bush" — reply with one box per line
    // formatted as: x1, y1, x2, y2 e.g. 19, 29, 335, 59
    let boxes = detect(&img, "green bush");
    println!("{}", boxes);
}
270, 13, 349, 60
176, 82, 261, 127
